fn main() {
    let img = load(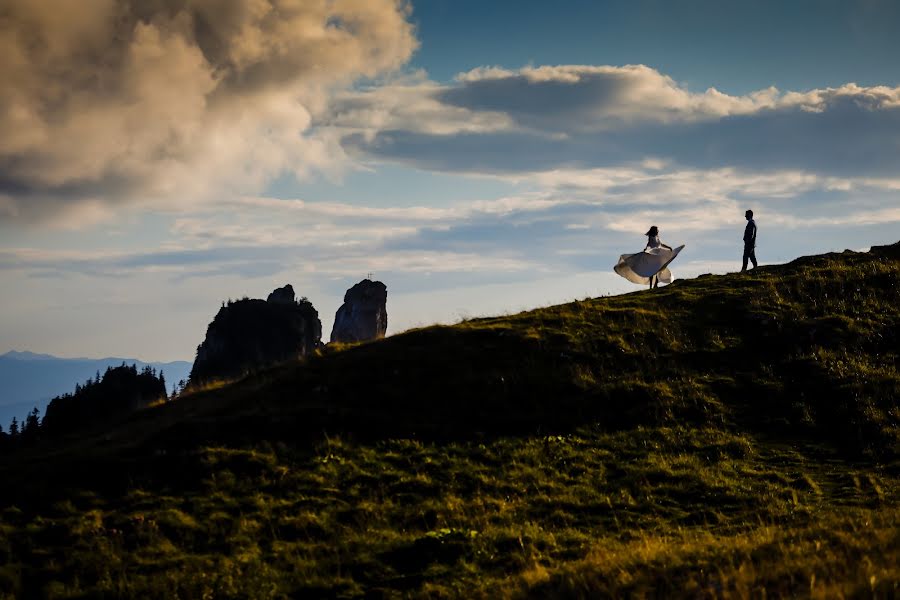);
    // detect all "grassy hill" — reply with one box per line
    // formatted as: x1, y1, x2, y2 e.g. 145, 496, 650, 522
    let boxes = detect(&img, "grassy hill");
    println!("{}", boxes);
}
1, 243, 899, 598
